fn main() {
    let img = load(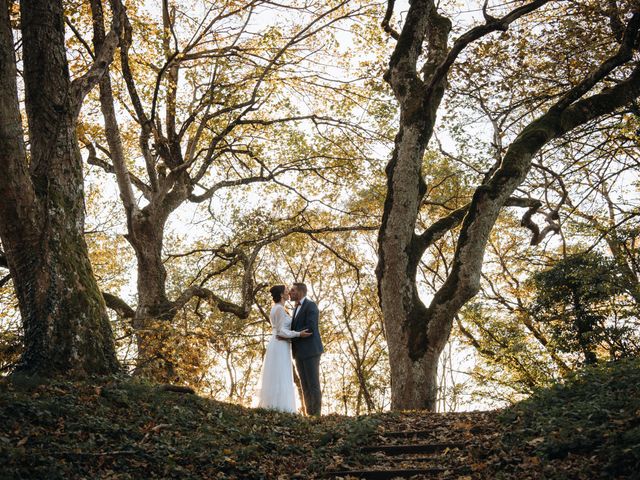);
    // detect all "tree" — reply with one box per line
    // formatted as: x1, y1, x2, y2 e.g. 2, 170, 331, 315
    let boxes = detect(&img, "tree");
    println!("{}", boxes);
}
531, 251, 639, 365
72, 0, 380, 379
438, 36, 640, 401
0, 0, 119, 374
376, 0, 640, 410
